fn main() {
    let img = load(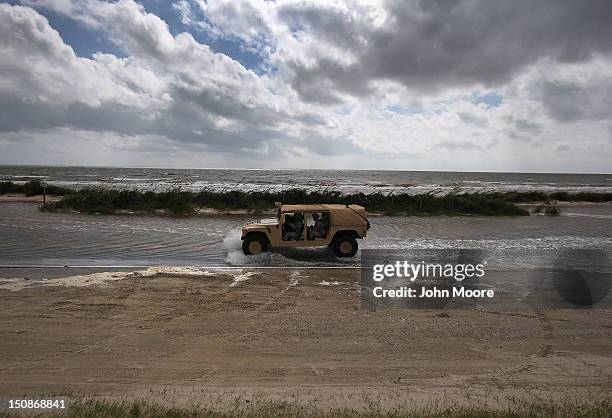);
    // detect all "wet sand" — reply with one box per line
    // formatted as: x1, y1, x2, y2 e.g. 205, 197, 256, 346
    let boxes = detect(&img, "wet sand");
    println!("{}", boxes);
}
1, 267, 611, 412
